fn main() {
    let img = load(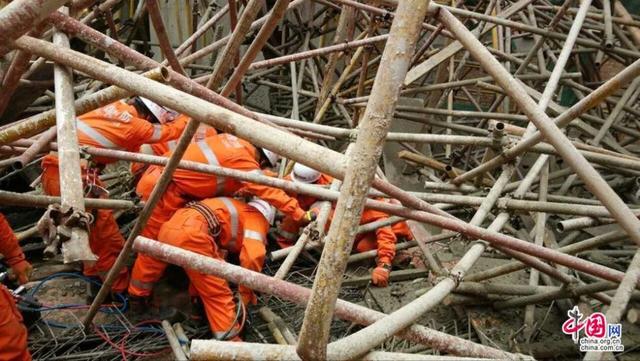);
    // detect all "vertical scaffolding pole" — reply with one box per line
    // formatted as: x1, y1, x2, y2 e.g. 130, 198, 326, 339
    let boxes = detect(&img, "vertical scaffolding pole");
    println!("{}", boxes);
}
296, 1, 430, 359
51, 7, 95, 263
